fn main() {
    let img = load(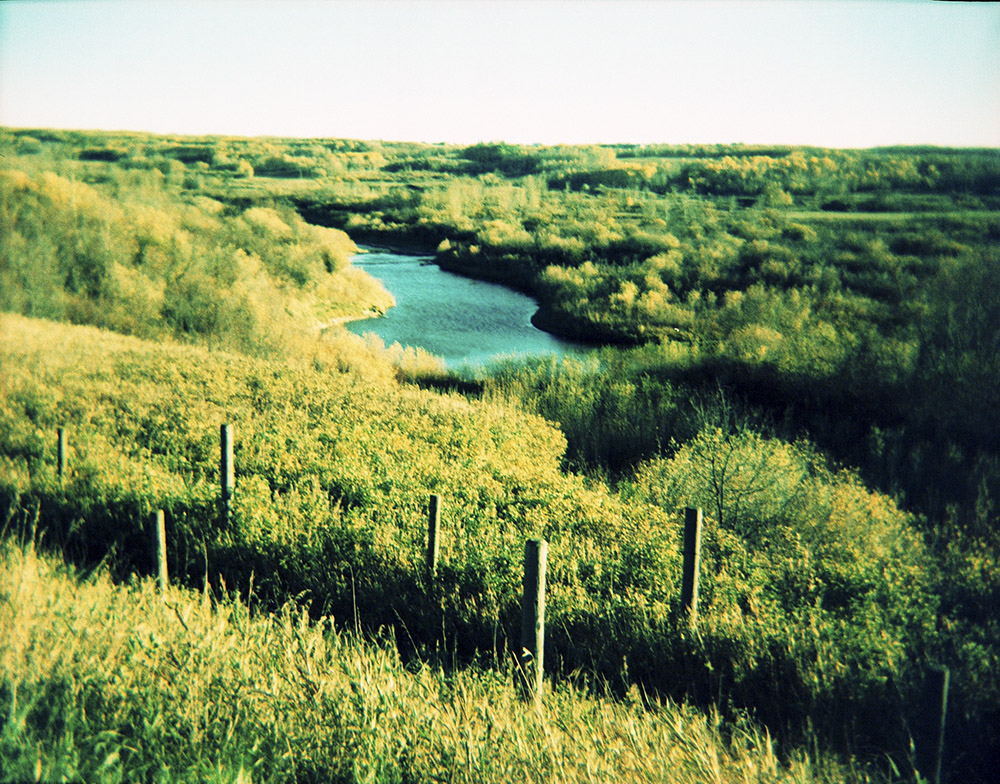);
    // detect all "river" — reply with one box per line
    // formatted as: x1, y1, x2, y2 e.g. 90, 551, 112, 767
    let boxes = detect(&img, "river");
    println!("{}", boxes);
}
346, 247, 589, 370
